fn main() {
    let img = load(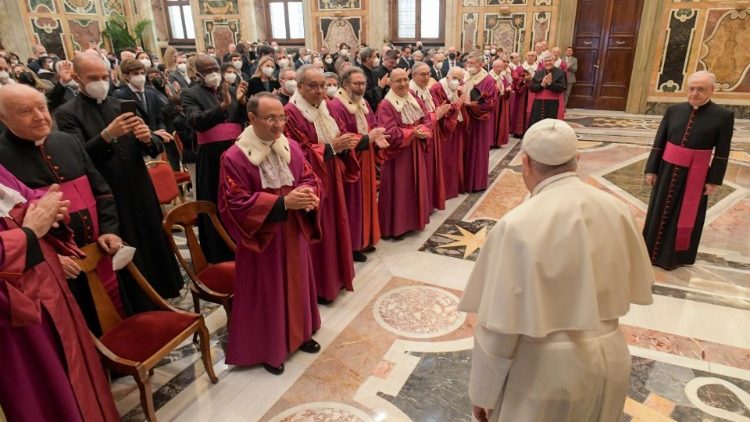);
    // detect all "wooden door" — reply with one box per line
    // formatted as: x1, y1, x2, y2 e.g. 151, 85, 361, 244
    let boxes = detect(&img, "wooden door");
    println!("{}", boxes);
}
568, 0, 643, 110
